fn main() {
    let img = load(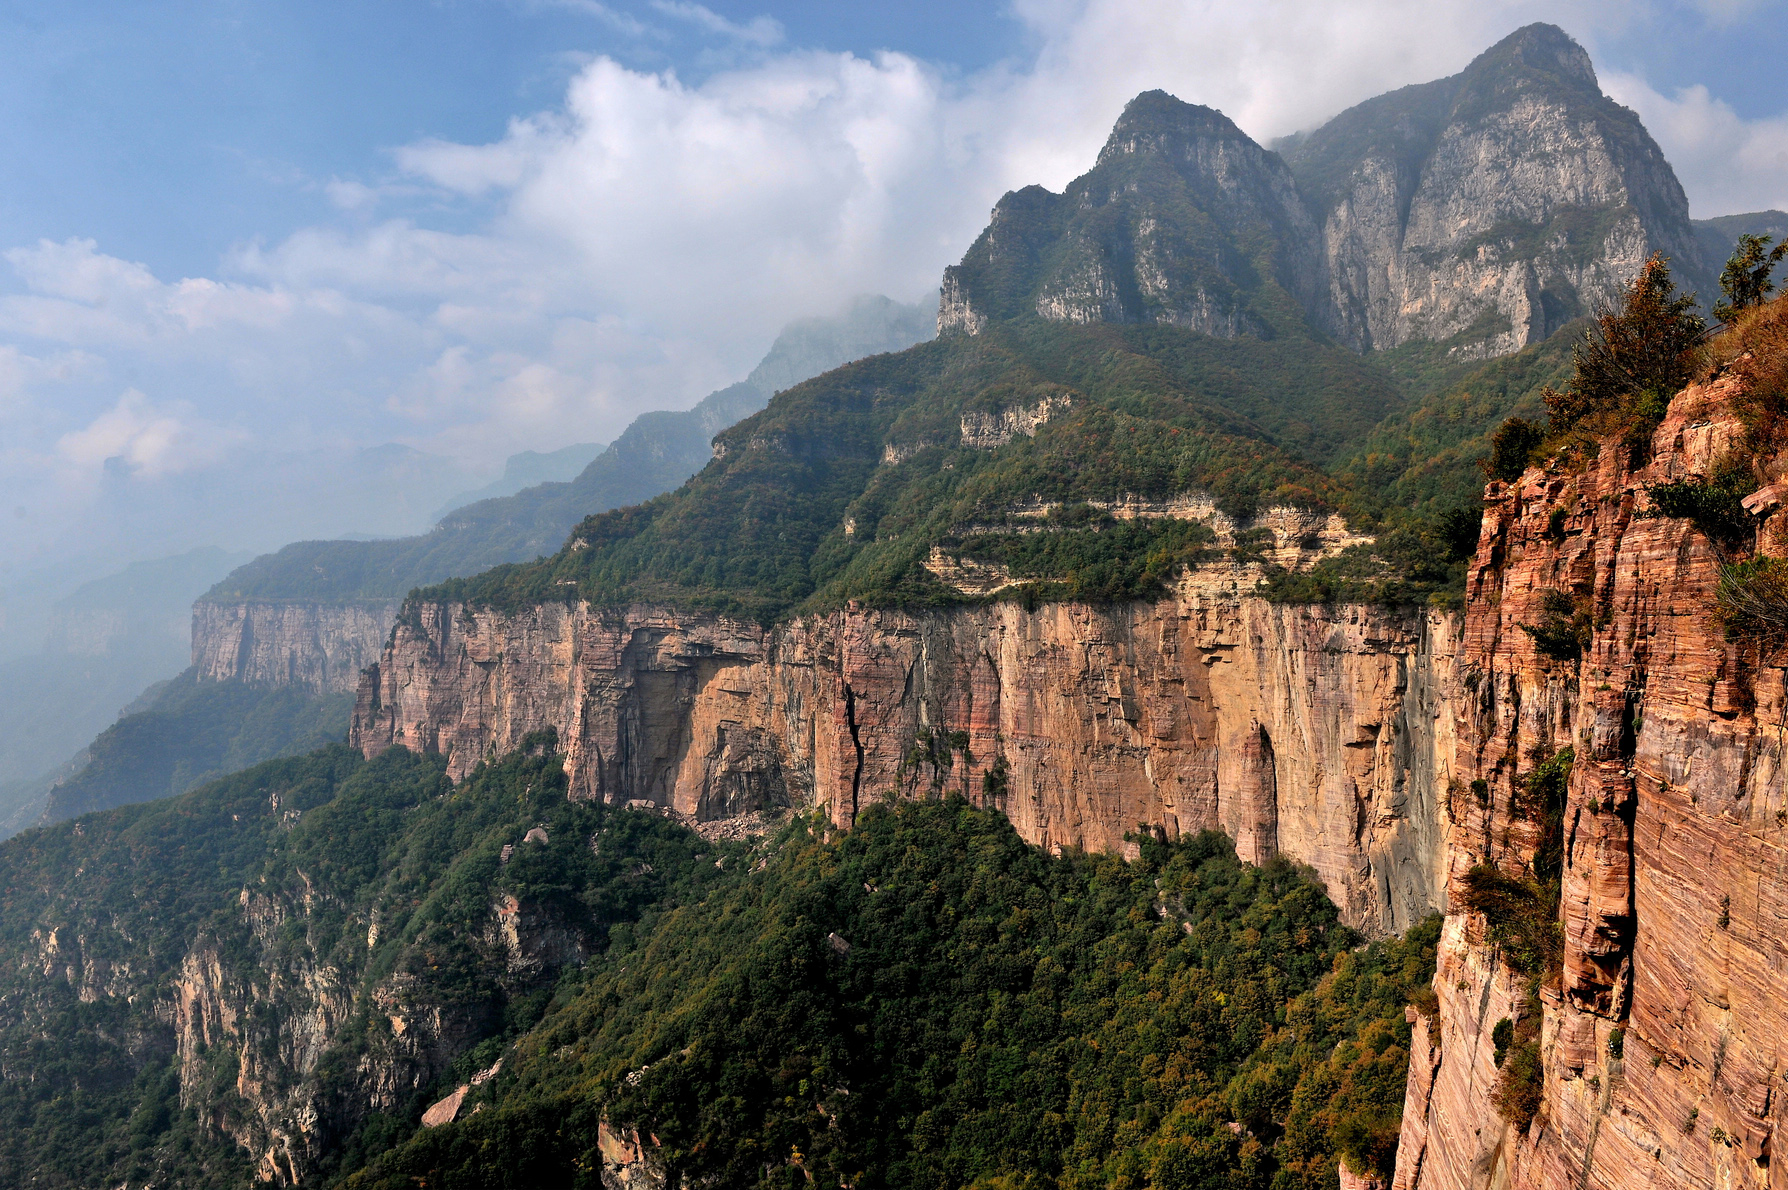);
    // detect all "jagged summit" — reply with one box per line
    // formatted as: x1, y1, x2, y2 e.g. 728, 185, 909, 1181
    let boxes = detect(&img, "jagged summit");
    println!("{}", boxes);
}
1472, 21, 1599, 92
939, 88, 1316, 339
941, 24, 1702, 361
1094, 90, 1252, 167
